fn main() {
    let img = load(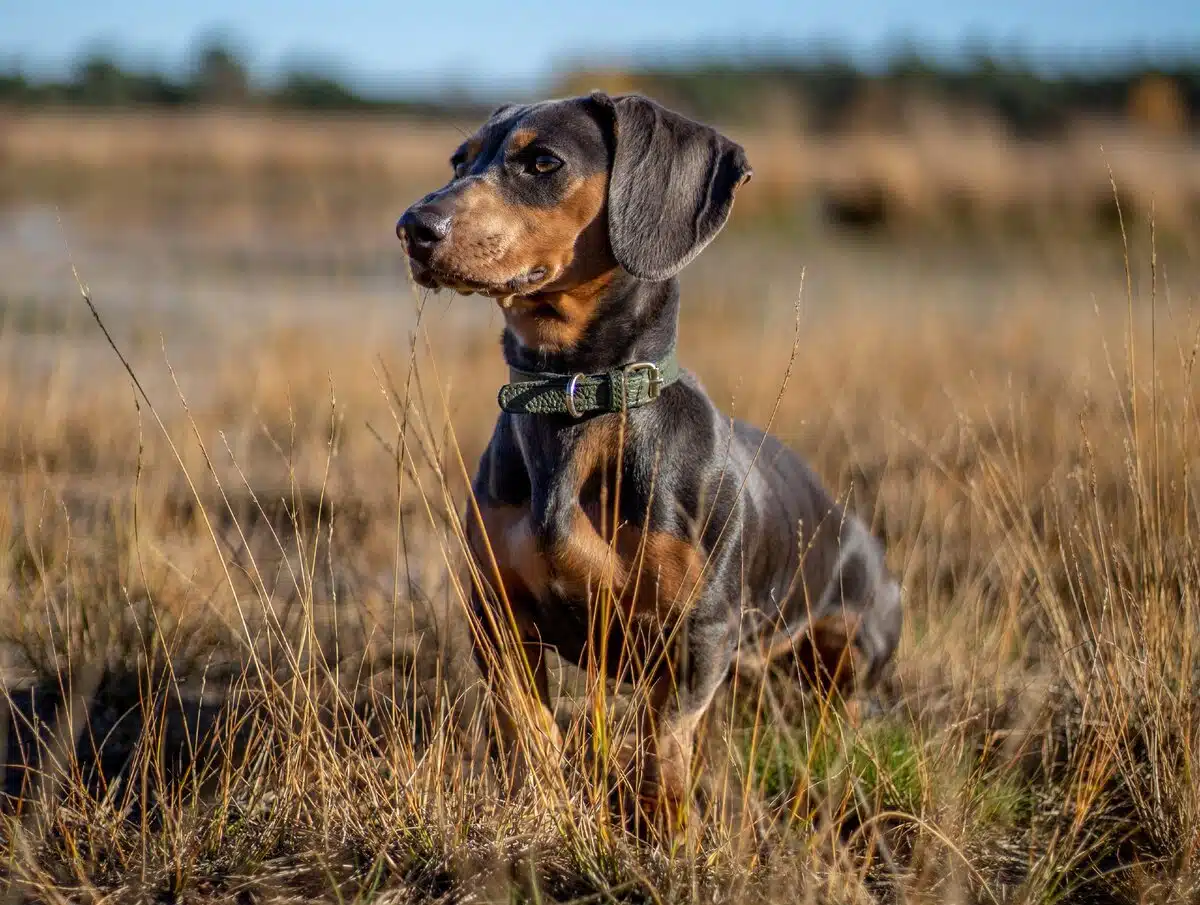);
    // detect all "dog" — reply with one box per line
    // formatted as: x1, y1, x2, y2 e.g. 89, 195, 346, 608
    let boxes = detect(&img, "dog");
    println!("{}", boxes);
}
396, 92, 902, 824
